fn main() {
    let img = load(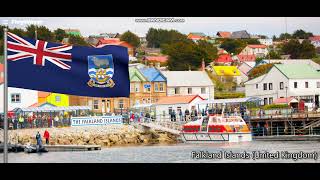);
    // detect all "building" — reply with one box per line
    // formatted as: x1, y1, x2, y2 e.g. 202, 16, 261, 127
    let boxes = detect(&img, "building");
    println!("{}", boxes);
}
211, 66, 241, 85
38, 92, 69, 107
69, 96, 129, 114
161, 71, 214, 100
240, 44, 269, 58
64, 29, 81, 36
258, 39, 273, 46
244, 64, 320, 110
154, 95, 205, 120
142, 56, 168, 68
129, 67, 167, 107
96, 39, 135, 57
309, 35, 320, 48
0, 85, 38, 112
214, 54, 233, 65
233, 54, 256, 63
255, 59, 320, 69
216, 31, 231, 38
187, 32, 206, 42
238, 62, 256, 84
231, 30, 251, 39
